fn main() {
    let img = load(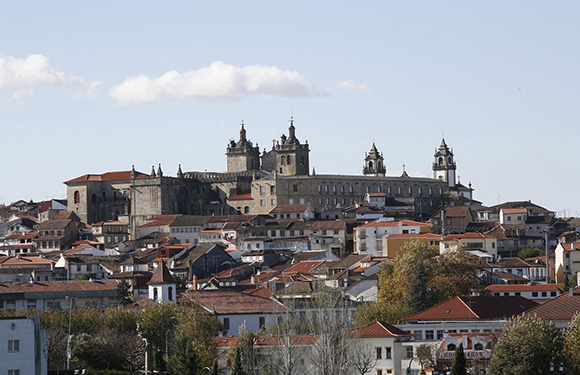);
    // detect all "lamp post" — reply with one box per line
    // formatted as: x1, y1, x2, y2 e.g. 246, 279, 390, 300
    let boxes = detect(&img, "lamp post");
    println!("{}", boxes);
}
201, 367, 212, 374
65, 295, 76, 370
